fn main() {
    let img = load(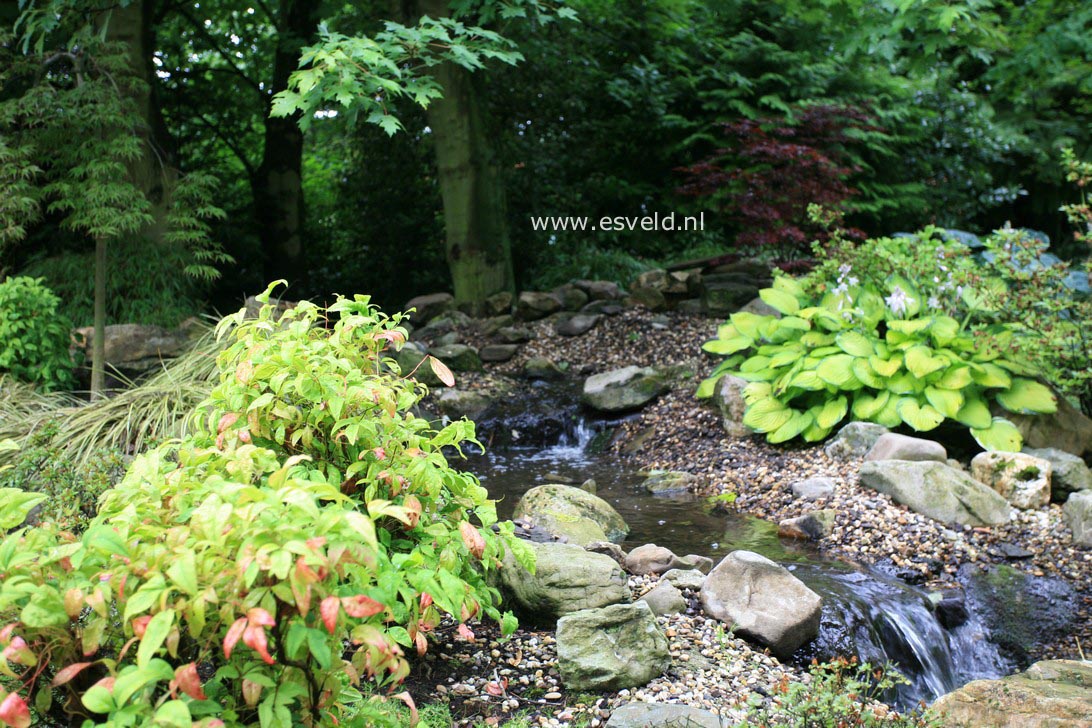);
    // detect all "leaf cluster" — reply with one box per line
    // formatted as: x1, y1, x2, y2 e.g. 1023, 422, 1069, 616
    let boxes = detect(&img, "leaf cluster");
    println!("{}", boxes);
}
0, 276, 77, 392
